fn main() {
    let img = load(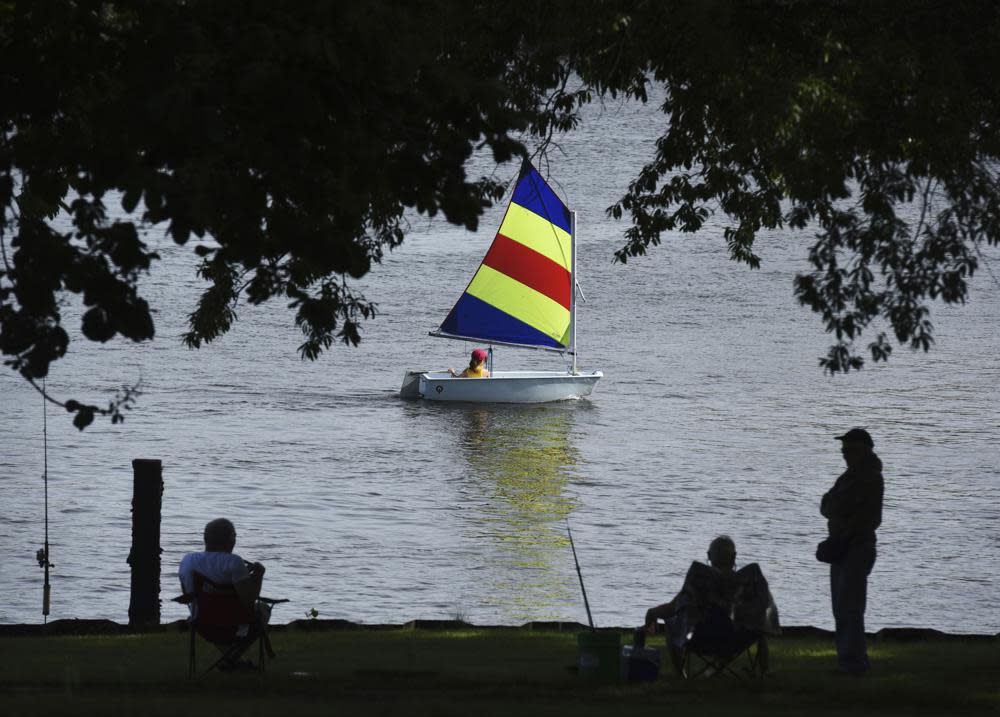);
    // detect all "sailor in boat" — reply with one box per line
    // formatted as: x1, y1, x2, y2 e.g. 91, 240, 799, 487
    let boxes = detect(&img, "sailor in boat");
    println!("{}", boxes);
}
449, 348, 491, 378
